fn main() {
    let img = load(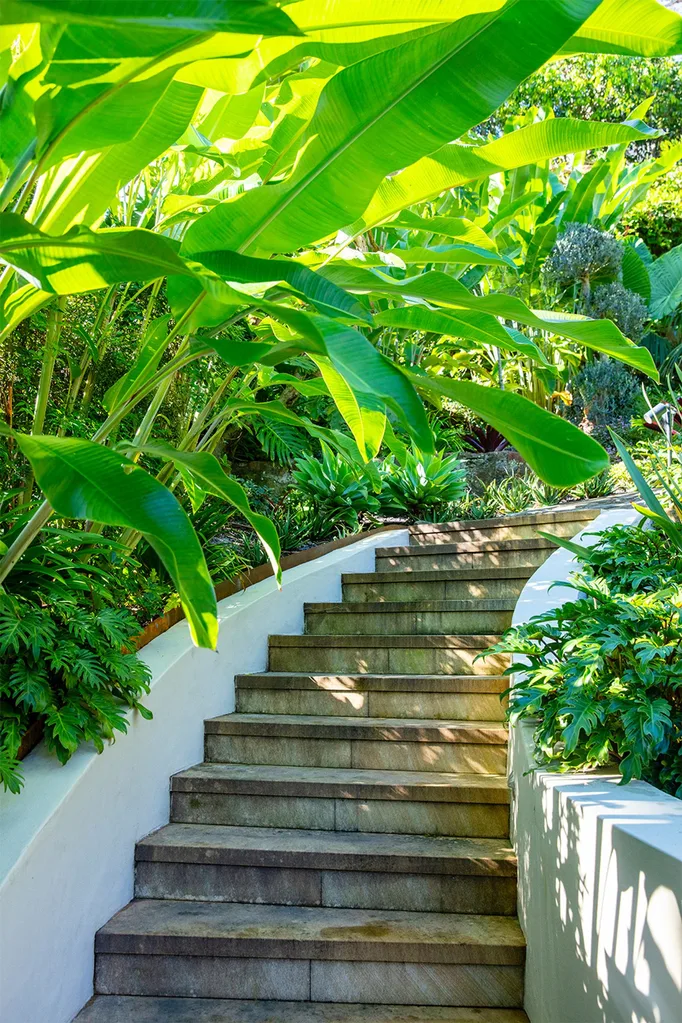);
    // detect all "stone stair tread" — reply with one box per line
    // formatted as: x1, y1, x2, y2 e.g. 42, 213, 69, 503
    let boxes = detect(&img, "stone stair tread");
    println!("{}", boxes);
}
269, 635, 500, 648
95, 901, 526, 964
75, 995, 530, 1021
342, 568, 533, 583
377, 538, 555, 555
409, 508, 595, 533
171, 764, 510, 803
236, 673, 508, 693
136, 824, 516, 876
304, 600, 517, 614
205, 715, 508, 744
